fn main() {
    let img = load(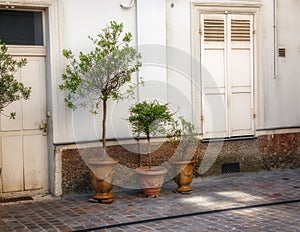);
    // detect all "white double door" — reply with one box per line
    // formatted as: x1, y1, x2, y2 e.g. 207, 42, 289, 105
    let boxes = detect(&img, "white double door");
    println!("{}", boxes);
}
0, 51, 48, 193
200, 13, 255, 139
